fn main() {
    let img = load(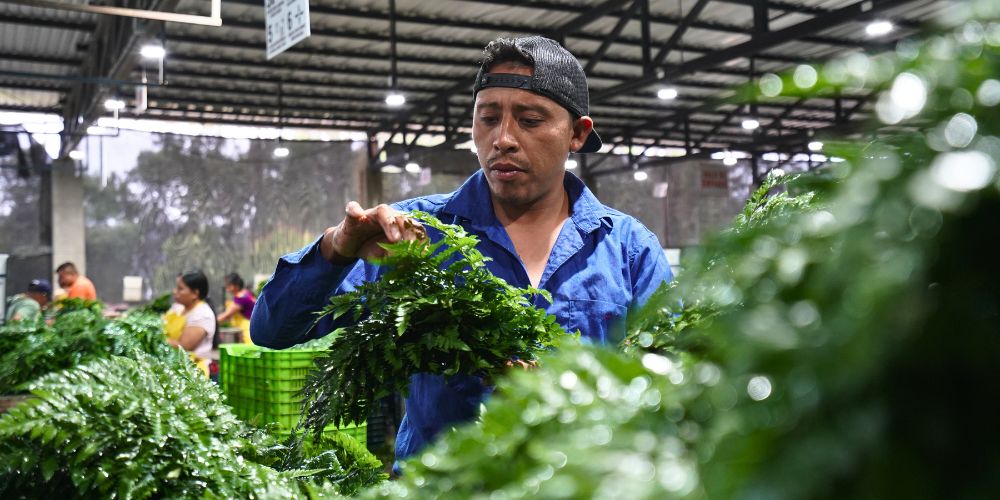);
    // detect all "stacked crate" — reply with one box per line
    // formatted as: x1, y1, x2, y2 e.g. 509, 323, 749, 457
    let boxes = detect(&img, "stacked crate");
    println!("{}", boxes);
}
219, 344, 366, 443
